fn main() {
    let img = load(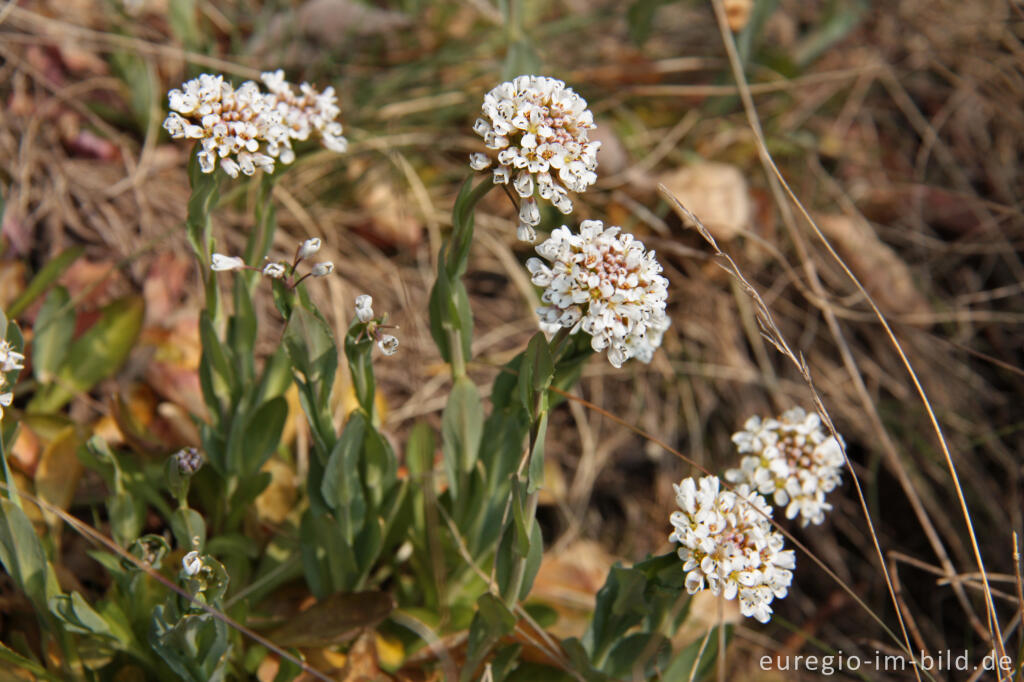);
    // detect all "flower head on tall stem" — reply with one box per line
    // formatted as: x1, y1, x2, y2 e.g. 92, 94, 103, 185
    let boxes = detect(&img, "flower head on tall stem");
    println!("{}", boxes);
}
526, 220, 669, 368
164, 71, 347, 178
669, 475, 795, 624
163, 74, 285, 178
725, 407, 844, 527
471, 75, 600, 241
